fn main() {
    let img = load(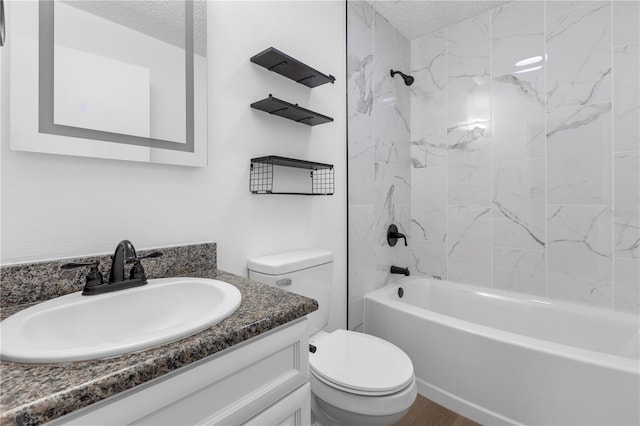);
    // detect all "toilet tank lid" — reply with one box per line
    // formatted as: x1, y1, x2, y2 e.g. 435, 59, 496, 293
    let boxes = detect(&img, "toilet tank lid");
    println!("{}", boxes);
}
248, 248, 333, 275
